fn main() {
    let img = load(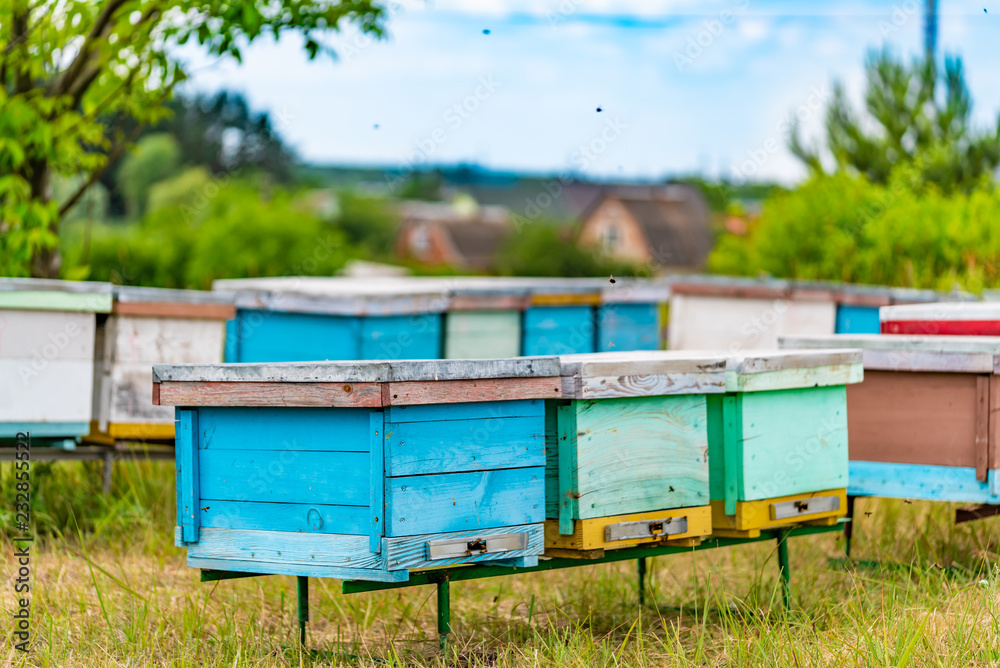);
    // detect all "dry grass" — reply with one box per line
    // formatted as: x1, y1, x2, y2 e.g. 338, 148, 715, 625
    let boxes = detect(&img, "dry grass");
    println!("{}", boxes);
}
2, 460, 1000, 667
